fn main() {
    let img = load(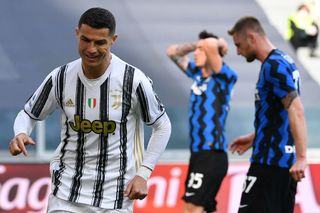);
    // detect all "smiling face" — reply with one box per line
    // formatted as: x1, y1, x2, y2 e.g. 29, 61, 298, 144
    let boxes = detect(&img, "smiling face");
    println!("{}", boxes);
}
76, 24, 117, 78
232, 31, 256, 63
